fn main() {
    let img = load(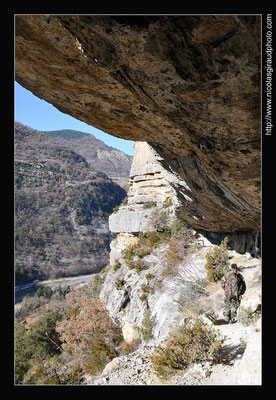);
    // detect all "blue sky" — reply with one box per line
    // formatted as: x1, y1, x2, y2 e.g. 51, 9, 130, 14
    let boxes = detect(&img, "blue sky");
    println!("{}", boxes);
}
15, 82, 135, 156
